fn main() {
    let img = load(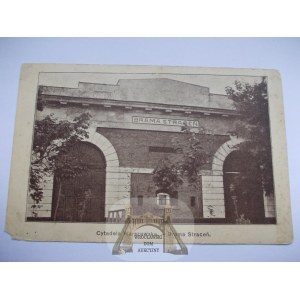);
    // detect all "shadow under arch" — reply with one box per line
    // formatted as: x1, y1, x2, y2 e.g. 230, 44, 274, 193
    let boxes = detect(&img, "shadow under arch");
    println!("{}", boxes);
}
51, 141, 107, 222
223, 149, 265, 223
